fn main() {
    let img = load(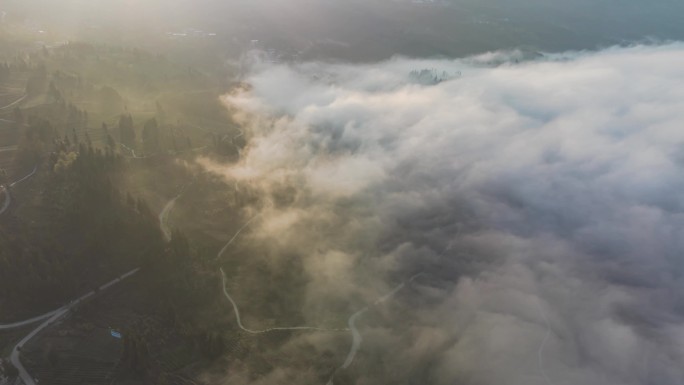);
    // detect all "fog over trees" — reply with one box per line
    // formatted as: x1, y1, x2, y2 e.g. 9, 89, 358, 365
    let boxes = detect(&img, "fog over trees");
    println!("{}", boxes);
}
1, 1, 684, 385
